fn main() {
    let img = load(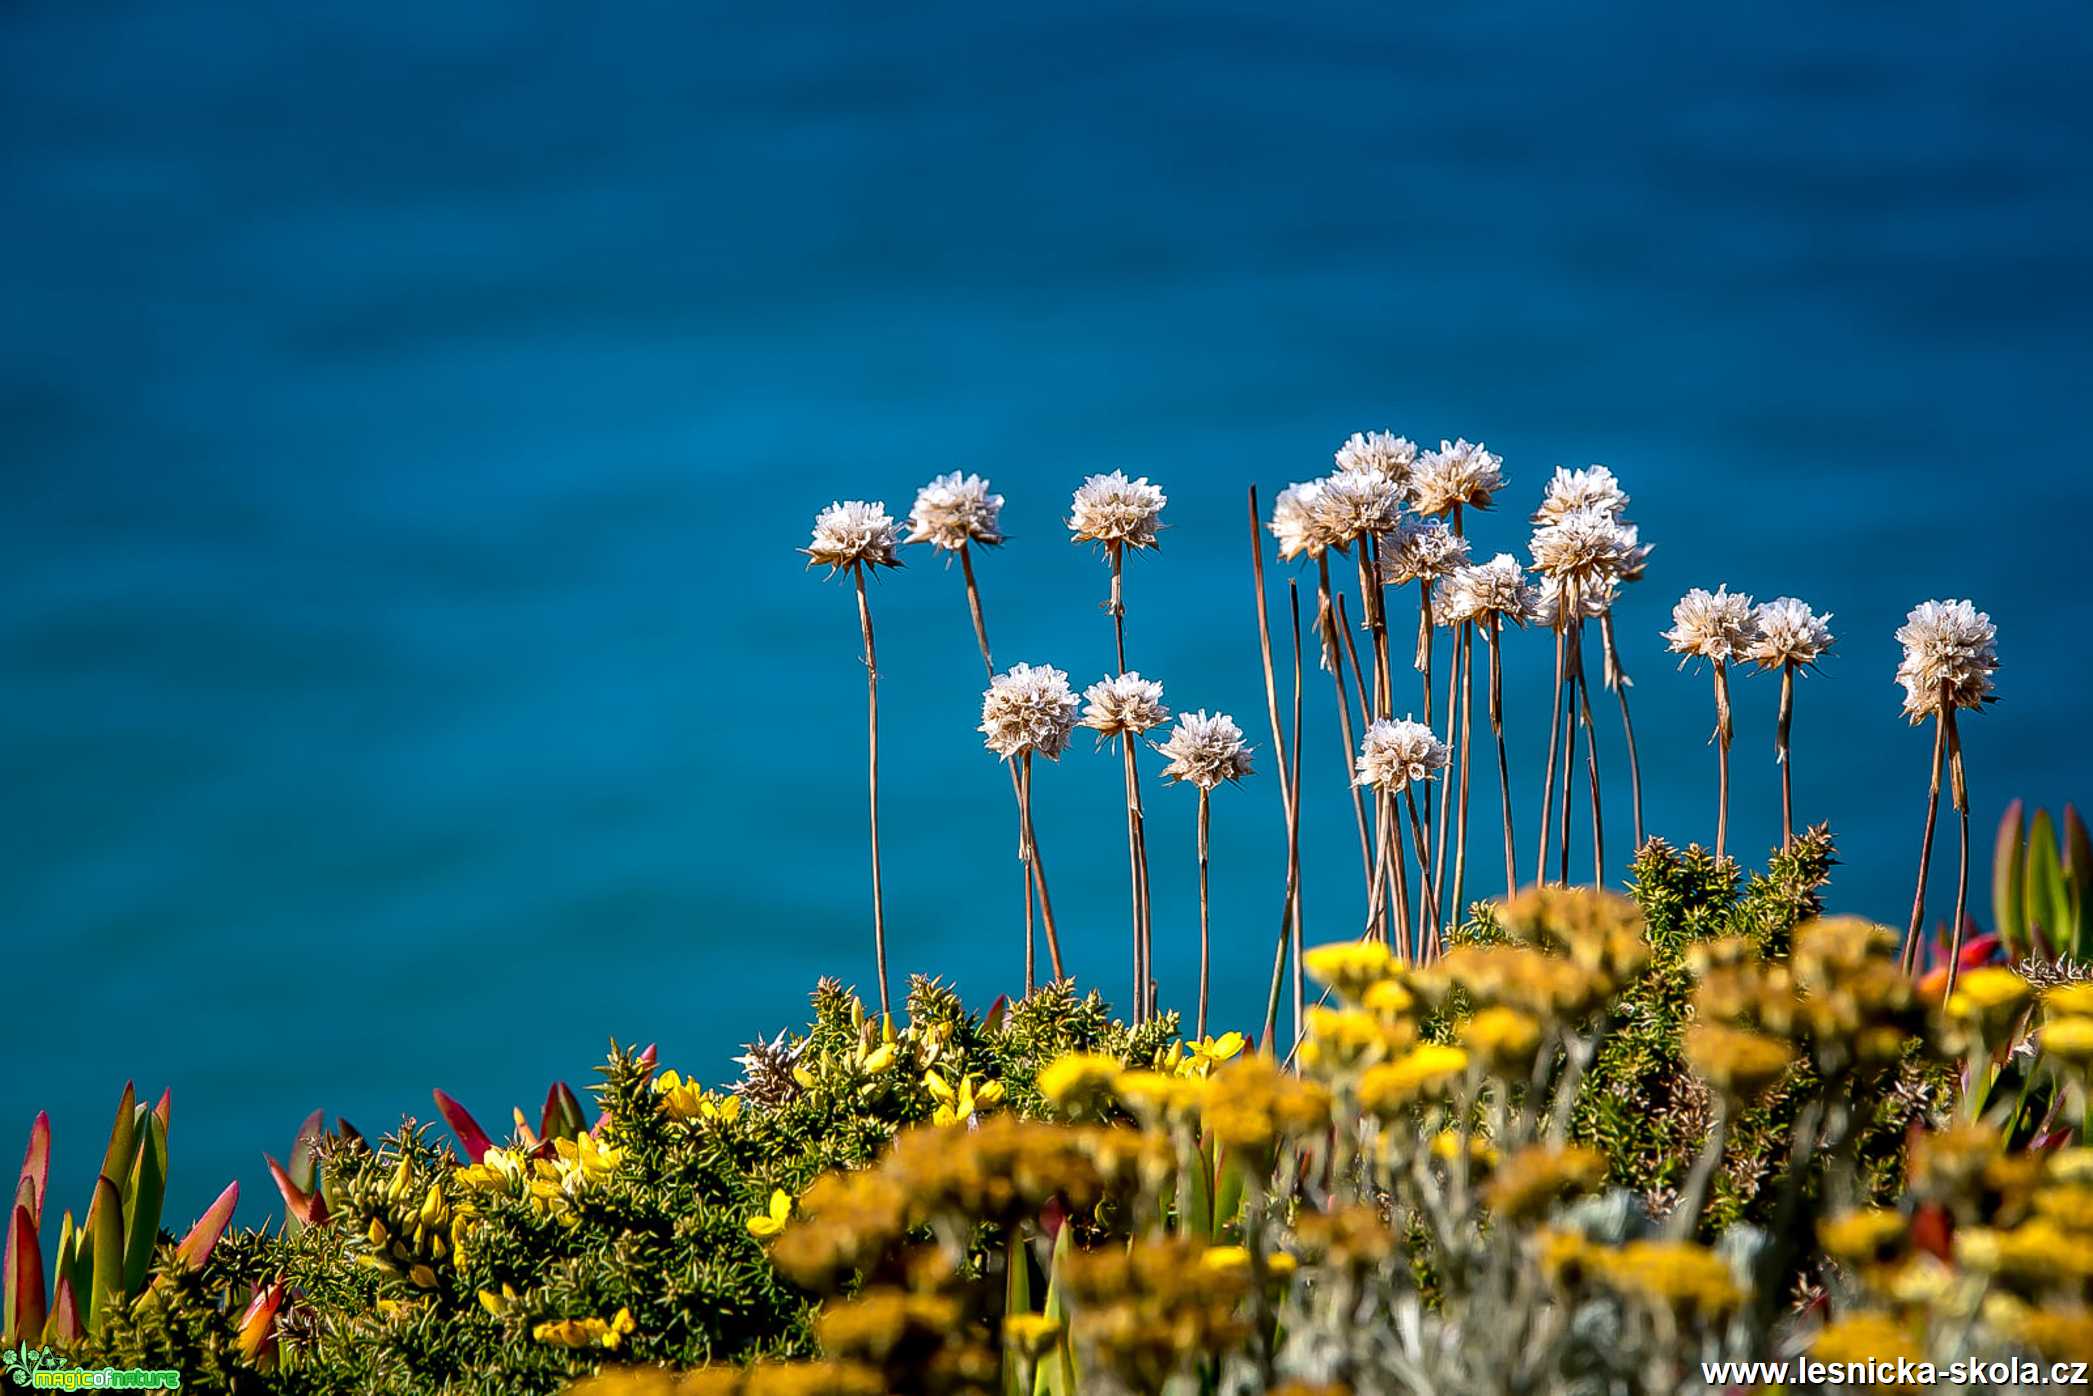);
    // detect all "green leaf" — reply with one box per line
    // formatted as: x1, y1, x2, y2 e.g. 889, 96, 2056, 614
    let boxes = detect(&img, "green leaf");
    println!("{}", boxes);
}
14, 1115, 49, 1228
43, 1276, 78, 1346
1034, 1223, 1076, 1396
1993, 799, 2027, 956
2028, 811, 2071, 948
122, 1113, 167, 1297
287, 1111, 324, 1196
2064, 806, 2093, 961
1002, 1230, 1032, 1396
96, 1084, 137, 1202
1213, 1148, 1246, 1242
1185, 1135, 1214, 1242
86, 1176, 123, 1333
